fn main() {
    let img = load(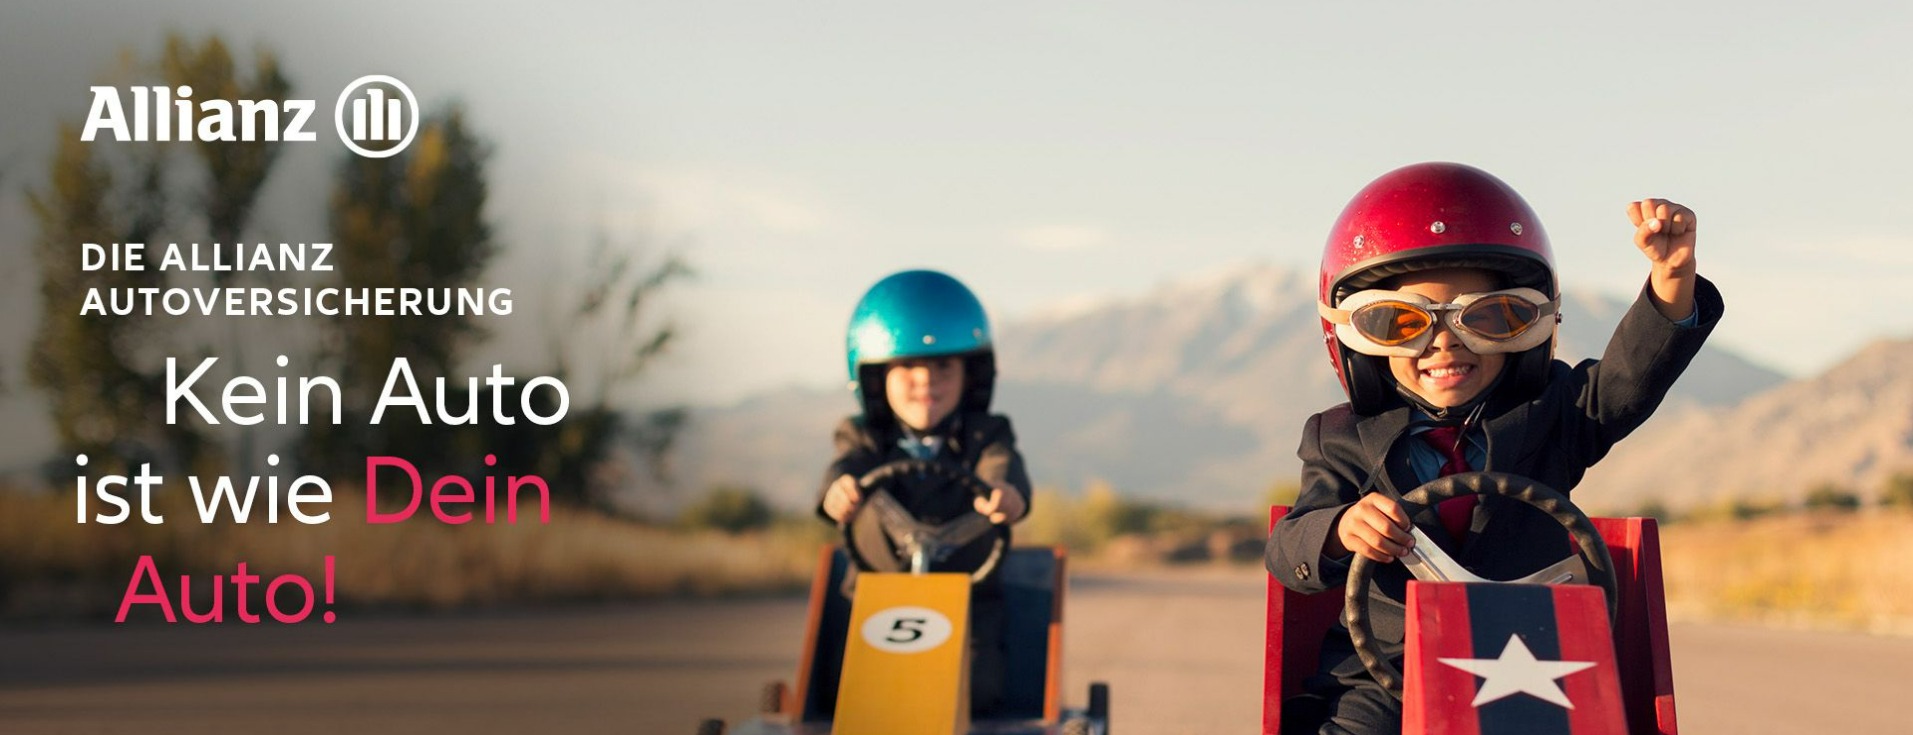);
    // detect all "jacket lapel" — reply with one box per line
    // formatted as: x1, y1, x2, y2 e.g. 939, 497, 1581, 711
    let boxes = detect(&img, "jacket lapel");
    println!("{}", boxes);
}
1354, 408, 1450, 535
1355, 407, 1412, 484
